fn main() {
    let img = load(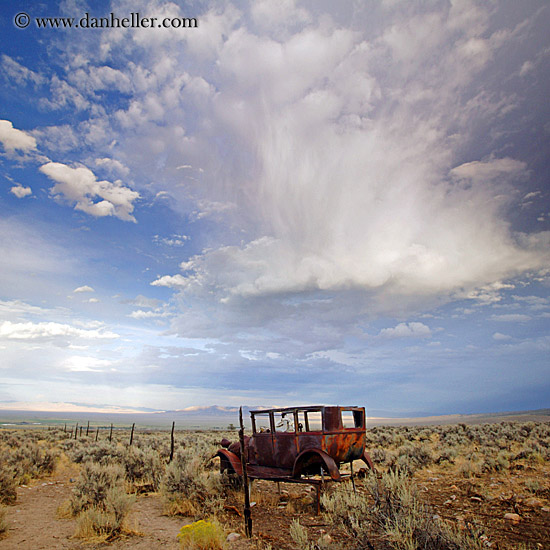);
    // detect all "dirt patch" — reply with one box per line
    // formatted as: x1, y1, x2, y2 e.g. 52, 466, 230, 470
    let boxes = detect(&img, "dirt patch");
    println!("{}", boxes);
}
0, 470, 187, 550
1, 472, 79, 549
414, 467, 550, 549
